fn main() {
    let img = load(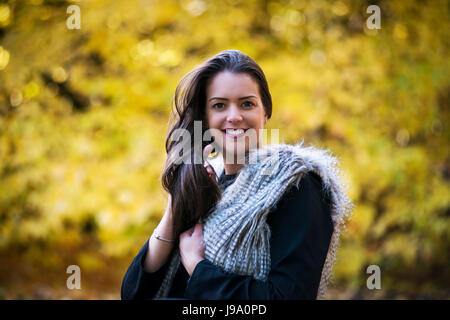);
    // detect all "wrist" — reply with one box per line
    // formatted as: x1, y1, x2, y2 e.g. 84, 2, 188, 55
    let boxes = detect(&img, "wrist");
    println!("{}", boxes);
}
187, 257, 204, 276
152, 229, 175, 243
154, 214, 175, 238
